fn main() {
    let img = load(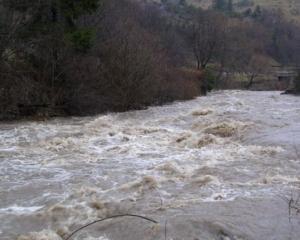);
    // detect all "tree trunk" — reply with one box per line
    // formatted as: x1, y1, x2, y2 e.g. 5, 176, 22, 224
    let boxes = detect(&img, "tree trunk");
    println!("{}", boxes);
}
246, 74, 255, 89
